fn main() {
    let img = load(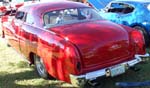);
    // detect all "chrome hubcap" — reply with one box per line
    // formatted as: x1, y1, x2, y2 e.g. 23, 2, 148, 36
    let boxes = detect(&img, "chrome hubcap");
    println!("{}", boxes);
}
35, 56, 46, 77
